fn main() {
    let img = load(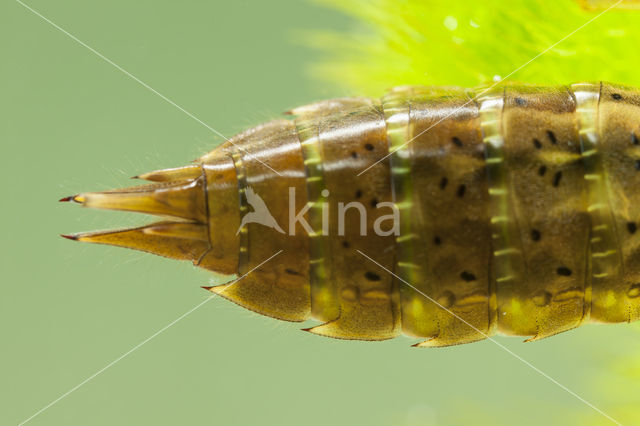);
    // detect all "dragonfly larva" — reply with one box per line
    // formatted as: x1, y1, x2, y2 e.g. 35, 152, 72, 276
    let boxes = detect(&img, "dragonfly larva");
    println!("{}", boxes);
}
61, 82, 640, 347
